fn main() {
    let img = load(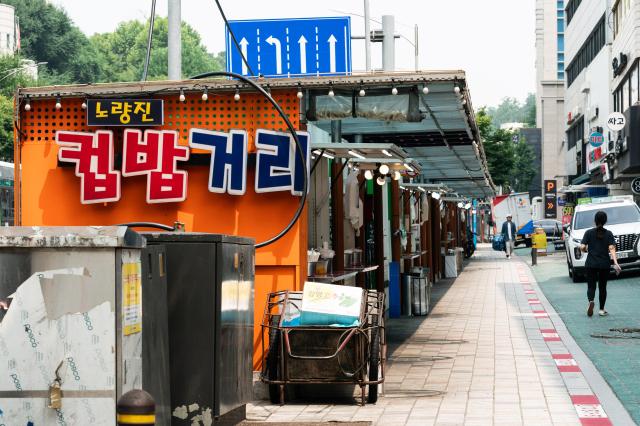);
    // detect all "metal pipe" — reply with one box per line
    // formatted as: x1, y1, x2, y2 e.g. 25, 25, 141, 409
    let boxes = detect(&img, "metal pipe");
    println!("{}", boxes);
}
414, 24, 419, 71
141, 0, 157, 81
168, 0, 181, 80
364, 0, 371, 72
382, 15, 395, 71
